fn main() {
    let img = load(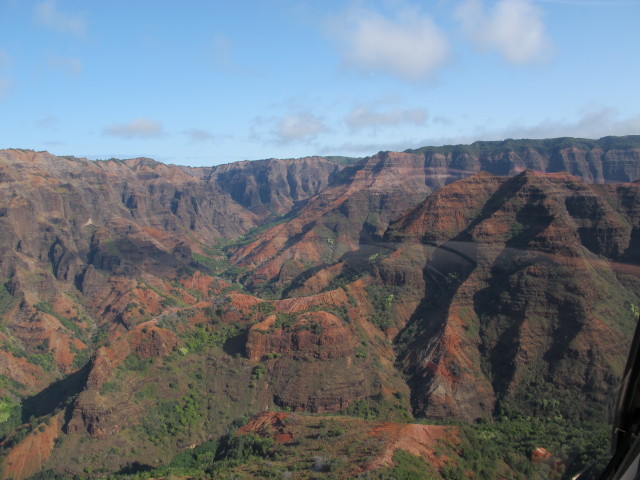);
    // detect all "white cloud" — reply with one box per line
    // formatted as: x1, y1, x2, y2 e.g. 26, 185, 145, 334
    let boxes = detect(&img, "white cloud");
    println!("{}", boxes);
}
49, 56, 82, 76
496, 106, 640, 139
103, 118, 165, 139
456, 0, 552, 64
537, 0, 636, 5
319, 141, 409, 156
369, 106, 640, 152
329, 7, 450, 81
423, 106, 640, 147
274, 112, 328, 144
345, 106, 427, 131
183, 128, 224, 142
35, 0, 87, 38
